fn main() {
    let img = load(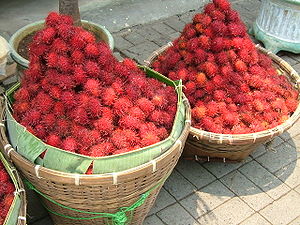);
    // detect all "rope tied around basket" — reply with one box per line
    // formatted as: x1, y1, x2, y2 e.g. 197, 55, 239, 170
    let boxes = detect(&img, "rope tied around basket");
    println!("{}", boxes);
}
23, 174, 166, 225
